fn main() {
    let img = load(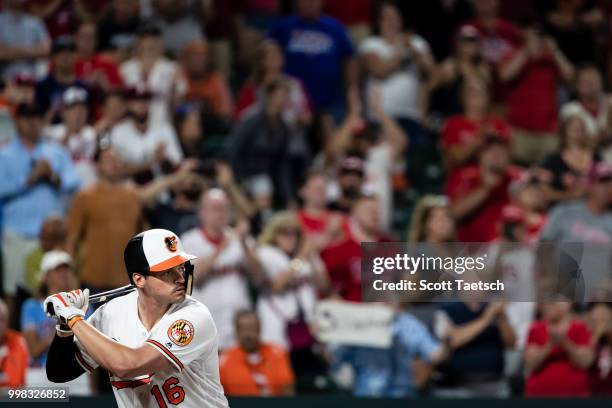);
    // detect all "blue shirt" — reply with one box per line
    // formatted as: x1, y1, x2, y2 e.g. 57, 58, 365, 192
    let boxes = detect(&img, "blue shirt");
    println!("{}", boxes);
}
332, 312, 440, 397
20, 298, 56, 366
21, 297, 93, 366
268, 15, 353, 110
0, 137, 80, 237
